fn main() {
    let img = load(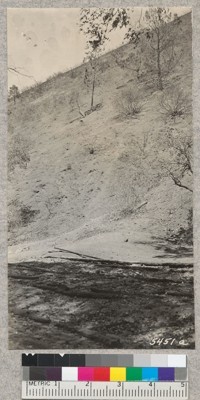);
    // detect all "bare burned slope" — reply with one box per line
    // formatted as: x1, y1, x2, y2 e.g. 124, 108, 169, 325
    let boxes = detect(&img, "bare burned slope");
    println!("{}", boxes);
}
8, 13, 192, 261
